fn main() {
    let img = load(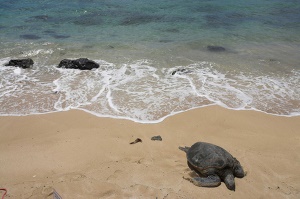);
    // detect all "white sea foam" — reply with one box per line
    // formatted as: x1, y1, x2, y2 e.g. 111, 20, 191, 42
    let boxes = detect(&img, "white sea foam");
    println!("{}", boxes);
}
20, 49, 54, 57
1, 57, 299, 122
13, 68, 22, 75
0, 58, 10, 67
